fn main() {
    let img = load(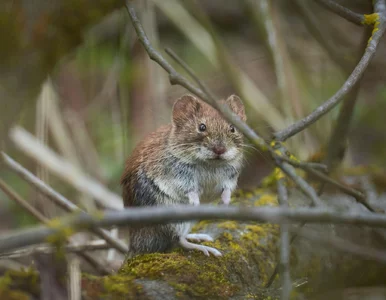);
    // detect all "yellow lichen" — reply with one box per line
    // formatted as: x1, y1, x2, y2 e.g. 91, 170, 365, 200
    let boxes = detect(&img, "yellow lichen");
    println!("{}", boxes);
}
363, 13, 379, 25
217, 221, 239, 230
260, 170, 279, 188
254, 193, 278, 207
363, 13, 380, 44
